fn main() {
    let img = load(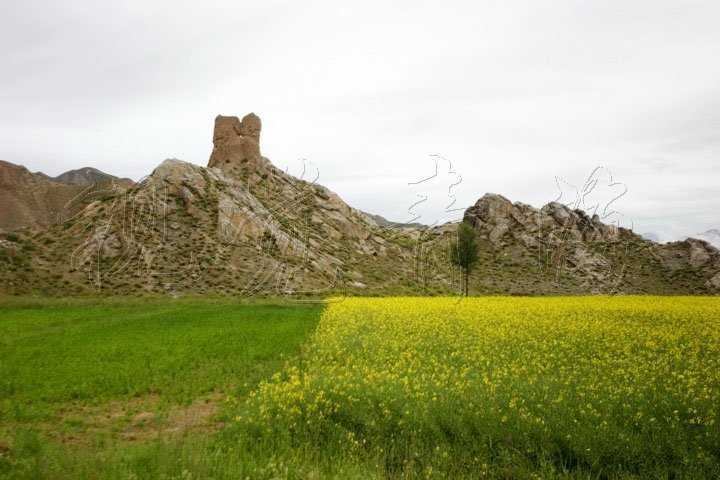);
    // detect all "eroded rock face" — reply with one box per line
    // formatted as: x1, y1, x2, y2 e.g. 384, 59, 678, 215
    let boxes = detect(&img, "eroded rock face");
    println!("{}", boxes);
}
462, 192, 720, 294
80, 226, 124, 258
65, 134, 389, 295
6, 110, 719, 297
207, 113, 267, 175
463, 192, 633, 292
688, 239, 713, 267
464, 193, 617, 249
654, 238, 718, 270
